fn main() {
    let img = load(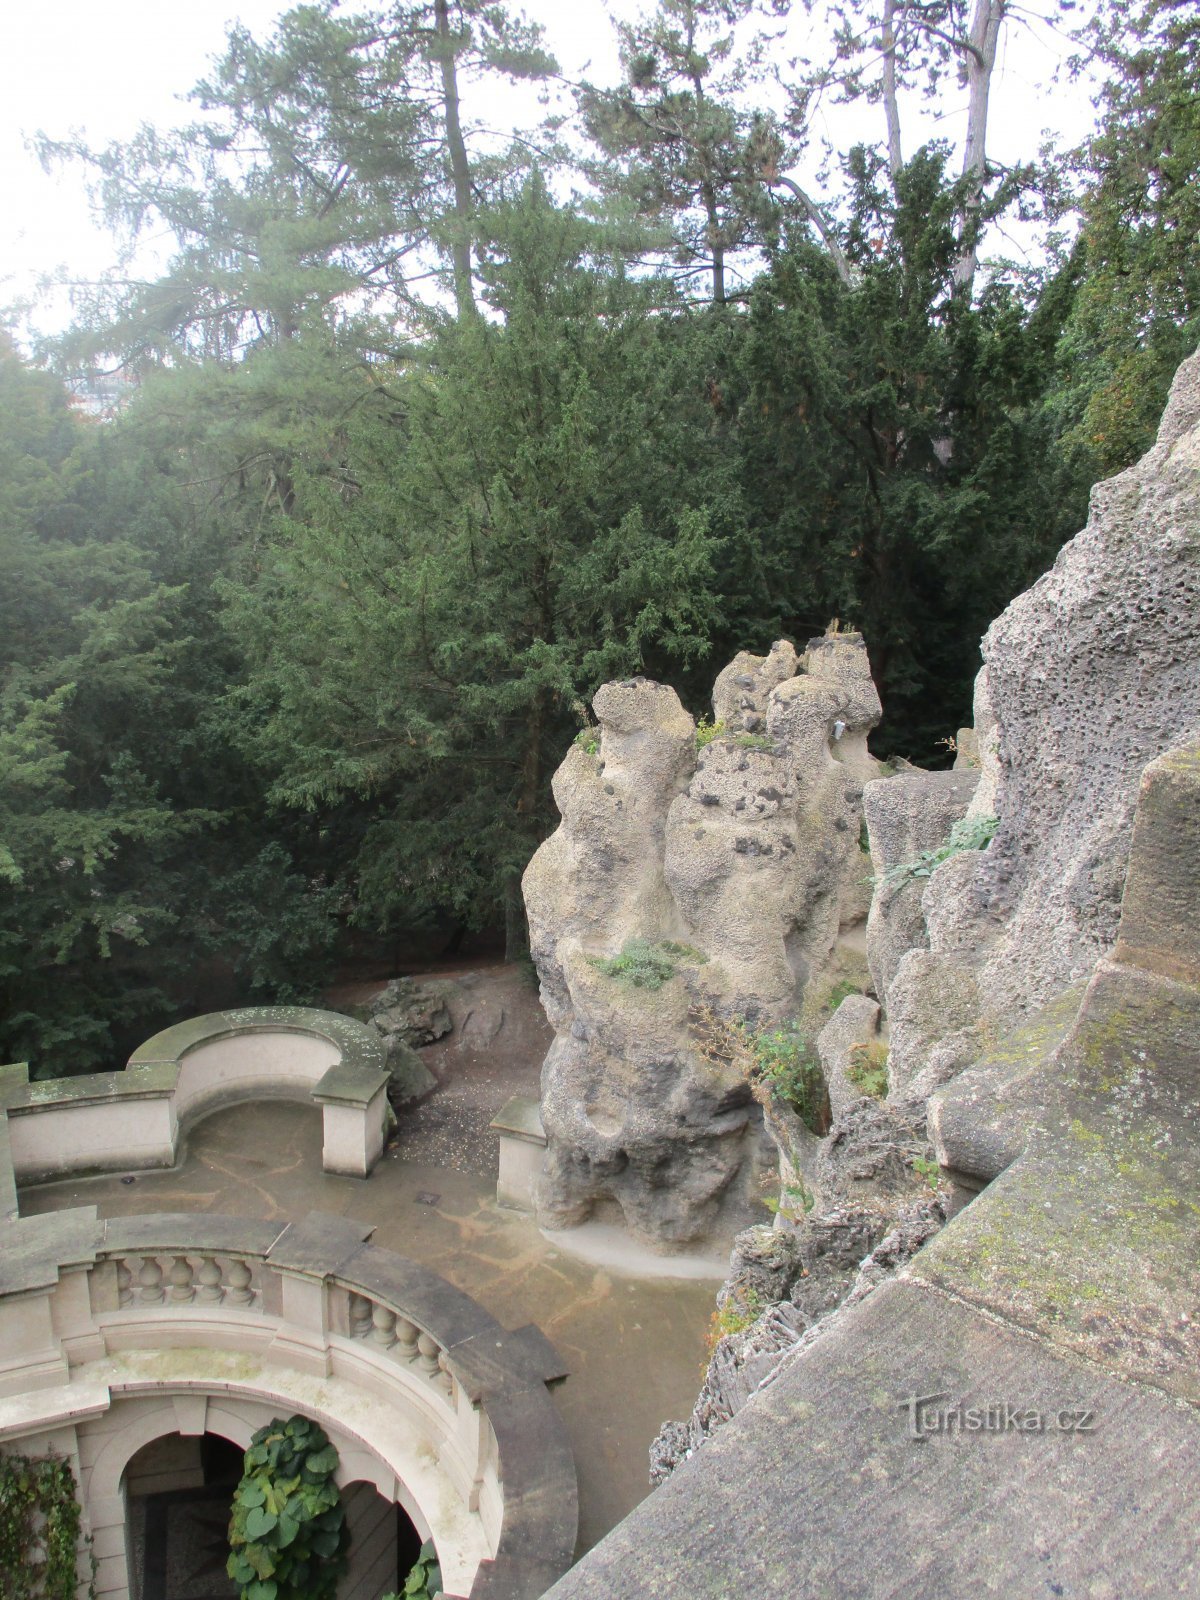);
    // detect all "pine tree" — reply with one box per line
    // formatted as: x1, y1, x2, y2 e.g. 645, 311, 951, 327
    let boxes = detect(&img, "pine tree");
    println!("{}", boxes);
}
222, 179, 722, 952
